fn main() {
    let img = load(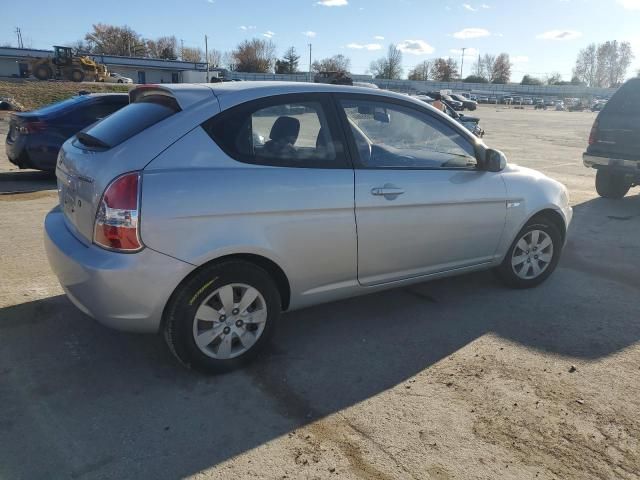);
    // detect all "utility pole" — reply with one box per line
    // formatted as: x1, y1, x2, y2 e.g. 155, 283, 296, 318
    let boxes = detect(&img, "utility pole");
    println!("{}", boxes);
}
15, 27, 24, 49
180, 39, 184, 61
460, 47, 467, 80
205, 34, 209, 83
308, 43, 312, 82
